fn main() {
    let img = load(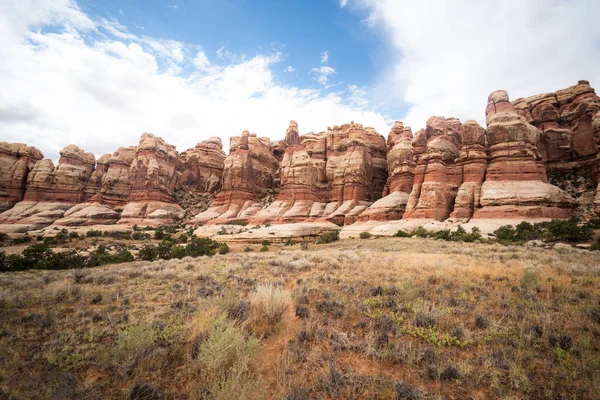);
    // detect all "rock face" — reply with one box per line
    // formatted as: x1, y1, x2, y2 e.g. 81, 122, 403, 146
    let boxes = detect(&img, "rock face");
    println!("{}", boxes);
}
0, 142, 43, 212
449, 120, 487, 220
1, 81, 599, 232
247, 121, 388, 225
358, 121, 414, 221
511, 80, 600, 217
192, 130, 279, 224
472, 90, 574, 219
24, 144, 96, 203
403, 117, 463, 220
180, 137, 226, 193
